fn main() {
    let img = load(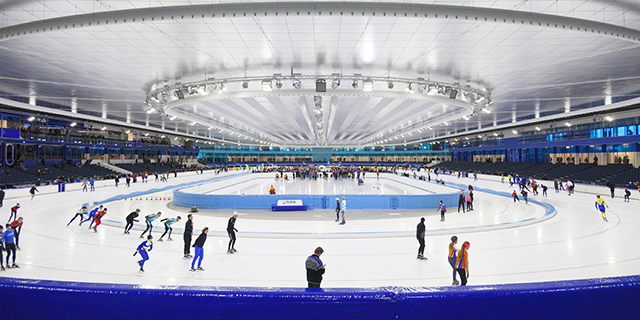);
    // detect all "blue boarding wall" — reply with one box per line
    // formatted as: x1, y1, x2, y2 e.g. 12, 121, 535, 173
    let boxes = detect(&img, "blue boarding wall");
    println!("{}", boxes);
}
1, 276, 639, 319
173, 191, 460, 210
